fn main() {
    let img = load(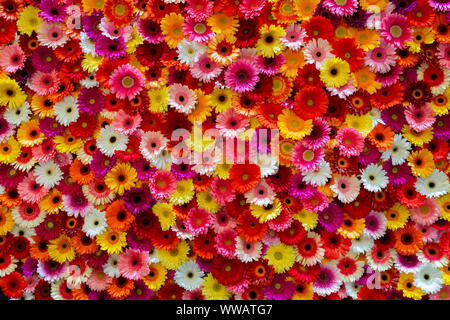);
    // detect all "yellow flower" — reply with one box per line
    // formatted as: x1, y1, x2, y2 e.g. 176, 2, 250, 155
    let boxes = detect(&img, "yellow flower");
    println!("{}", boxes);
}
0, 207, 14, 235
207, 13, 239, 36
345, 113, 373, 137
359, 0, 388, 12
16, 119, 45, 147
143, 263, 167, 291
293, 0, 320, 21
104, 162, 138, 196
406, 27, 434, 53
125, 27, 144, 54
157, 240, 190, 270
210, 88, 233, 113
407, 149, 435, 177
256, 24, 286, 58
350, 28, 380, 51
17, 5, 42, 36
161, 13, 184, 49
438, 194, 450, 221
320, 57, 351, 88
48, 235, 76, 263
170, 179, 195, 205
54, 131, 84, 154
337, 215, 365, 239
202, 273, 232, 300
398, 273, 424, 300
292, 209, 318, 231
0, 78, 27, 109
152, 202, 176, 231
401, 125, 433, 147
82, 0, 105, 13
280, 49, 305, 78
214, 163, 232, 179
197, 190, 221, 213
264, 243, 296, 273
352, 66, 381, 94
0, 137, 21, 165
250, 198, 282, 223
278, 108, 313, 140
188, 89, 212, 124
148, 86, 169, 113
430, 88, 450, 116
96, 228, 127, 255
385, 203, 410, 231
81, 54, 103, 73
